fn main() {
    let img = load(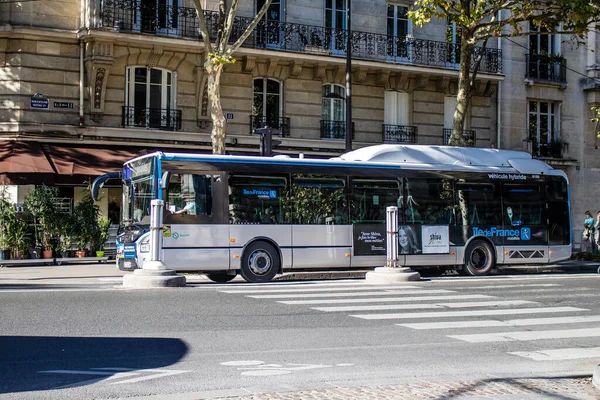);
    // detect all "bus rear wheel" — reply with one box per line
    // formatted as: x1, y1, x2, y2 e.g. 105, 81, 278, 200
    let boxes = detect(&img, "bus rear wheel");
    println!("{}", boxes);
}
205, 272, 236, 283
463, 240, 495, 276
240, 241, 280, 283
